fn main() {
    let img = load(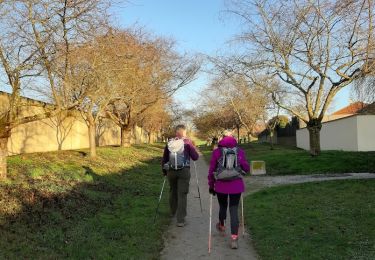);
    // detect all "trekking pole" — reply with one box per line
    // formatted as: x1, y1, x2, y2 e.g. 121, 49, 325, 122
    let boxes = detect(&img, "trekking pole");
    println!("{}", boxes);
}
208, 194, 213, 254
153, 176, 167, 224
241, 195, 245, 237
193, 161, 203, 213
